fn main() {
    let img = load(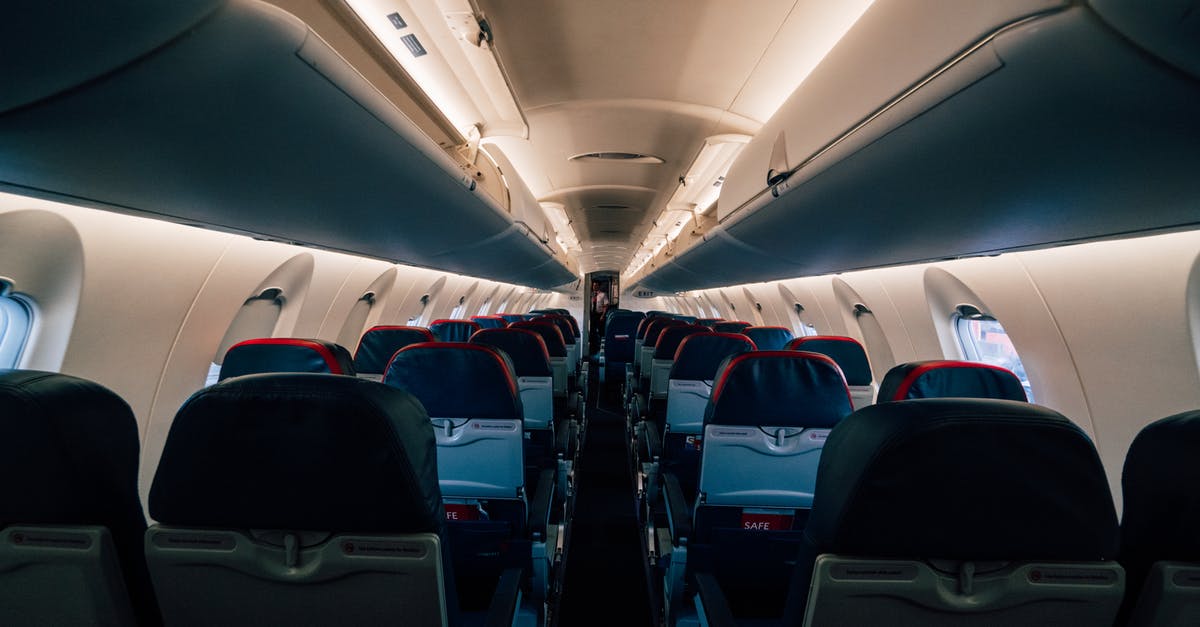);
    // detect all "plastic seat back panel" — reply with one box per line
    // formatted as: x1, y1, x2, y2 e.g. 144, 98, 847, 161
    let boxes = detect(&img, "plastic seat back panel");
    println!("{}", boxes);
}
431, 418, 524, 499
699, 425, 831, 508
